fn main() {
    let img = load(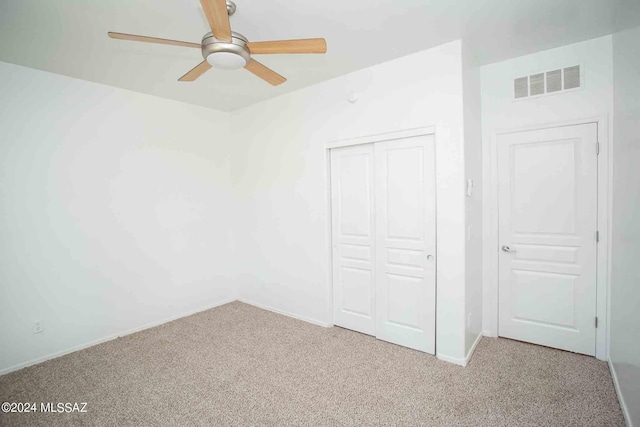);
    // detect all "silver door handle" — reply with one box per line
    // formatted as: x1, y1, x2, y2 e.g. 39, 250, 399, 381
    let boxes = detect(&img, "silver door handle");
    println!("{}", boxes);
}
501, 245, 517, 253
